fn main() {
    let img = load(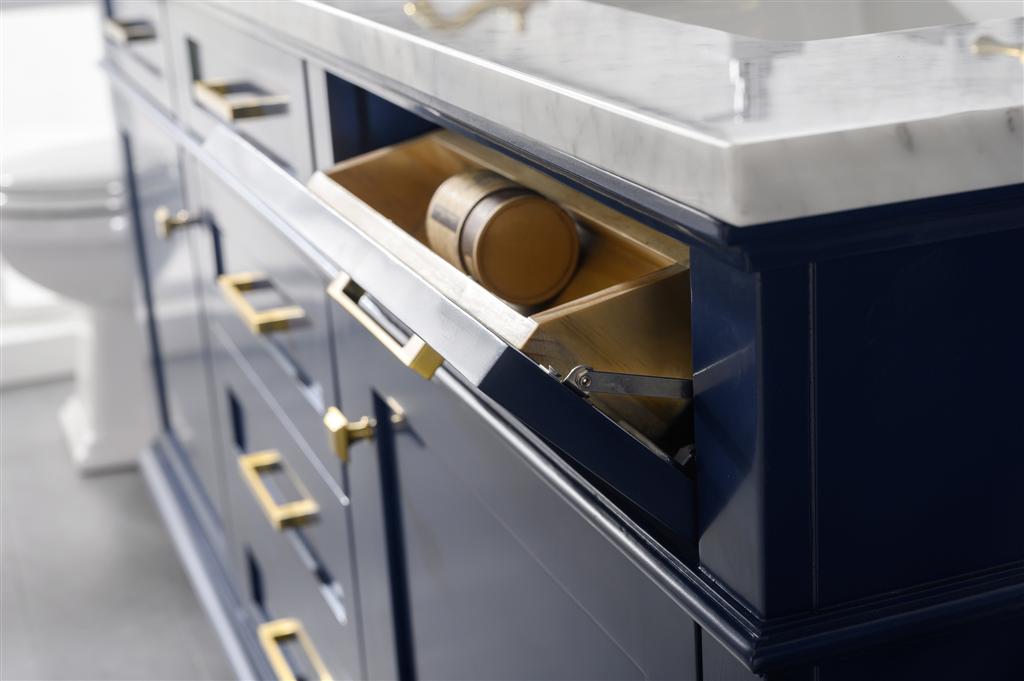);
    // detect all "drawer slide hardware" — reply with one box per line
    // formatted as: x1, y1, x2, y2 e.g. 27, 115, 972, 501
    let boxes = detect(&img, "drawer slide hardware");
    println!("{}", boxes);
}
327, 273, 444, 380
103, 18, 156, 45
323, 406, 375, 463
193, 79, 289, 123
258, 617, 332, 681
218, 271, 306, 335
563, 365, 693, 400
238, 450, 319, 530
153, 206, 201, 239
